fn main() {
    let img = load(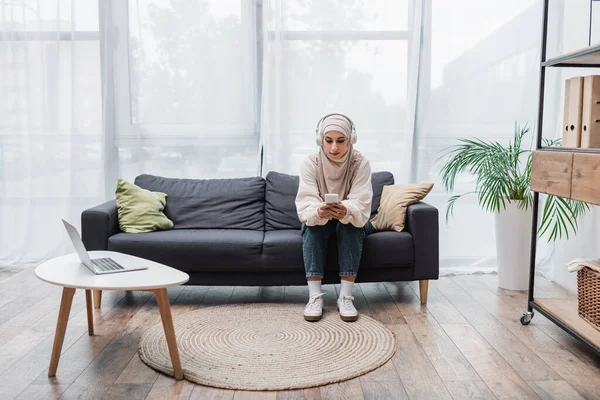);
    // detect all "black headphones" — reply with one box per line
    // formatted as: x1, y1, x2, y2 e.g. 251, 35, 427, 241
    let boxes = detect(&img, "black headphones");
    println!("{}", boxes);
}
315, 113, 357, 146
